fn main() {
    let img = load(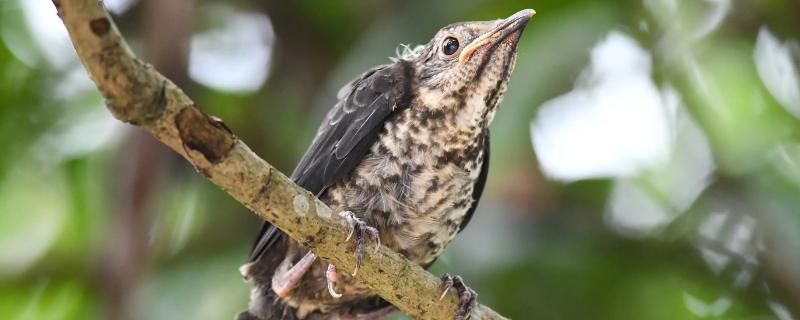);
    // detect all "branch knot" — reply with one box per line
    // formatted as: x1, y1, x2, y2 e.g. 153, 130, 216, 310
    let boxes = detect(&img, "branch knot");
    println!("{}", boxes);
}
175, 106, 236, 164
